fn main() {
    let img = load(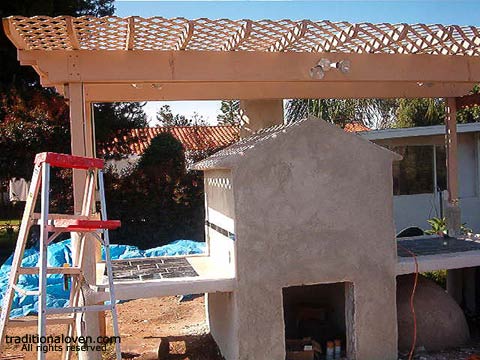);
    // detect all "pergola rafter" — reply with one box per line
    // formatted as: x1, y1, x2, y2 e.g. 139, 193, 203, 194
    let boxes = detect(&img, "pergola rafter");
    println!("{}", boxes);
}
221, 20, 251, 51
4, 15, 480, 55
3, 15, 480, 102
